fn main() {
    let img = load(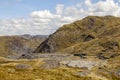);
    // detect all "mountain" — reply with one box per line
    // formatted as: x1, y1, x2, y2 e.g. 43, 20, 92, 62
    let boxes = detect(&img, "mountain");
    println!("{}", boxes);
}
34, 16, 120, 58
0, 16, 120, 80
0, 35, 47, 57
20, 34, 48, 39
